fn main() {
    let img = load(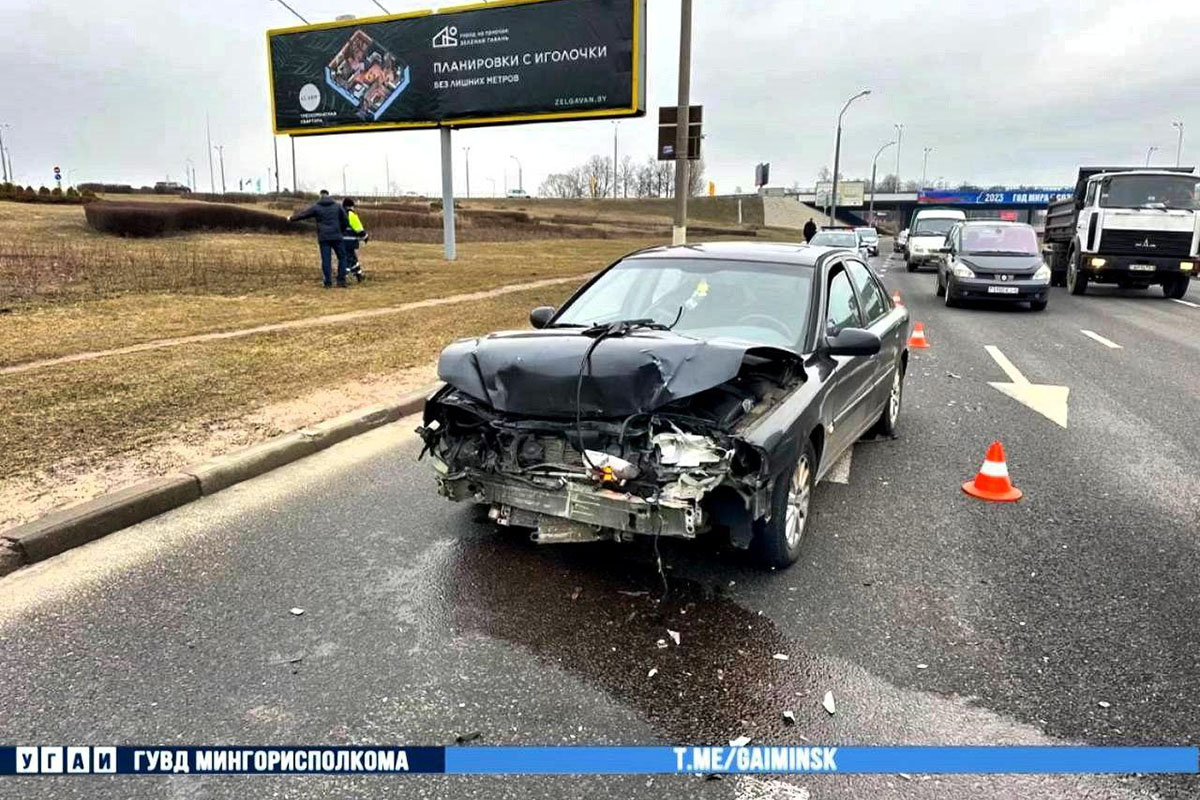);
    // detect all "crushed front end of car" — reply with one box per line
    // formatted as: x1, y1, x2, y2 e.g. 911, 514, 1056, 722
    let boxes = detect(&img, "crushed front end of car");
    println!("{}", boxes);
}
417, 326, 804, 547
